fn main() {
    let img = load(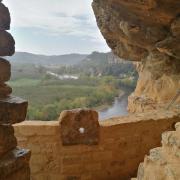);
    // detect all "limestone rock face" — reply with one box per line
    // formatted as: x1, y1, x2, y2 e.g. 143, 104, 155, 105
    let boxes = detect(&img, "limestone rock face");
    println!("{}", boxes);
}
135, 122, 180, 180
171, 17, 180, 37
59, 109, 100, 145
92, 0, 180, 61
156, 37, 180, 59
128, 51, 180, 112
92, 0, 180, 112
